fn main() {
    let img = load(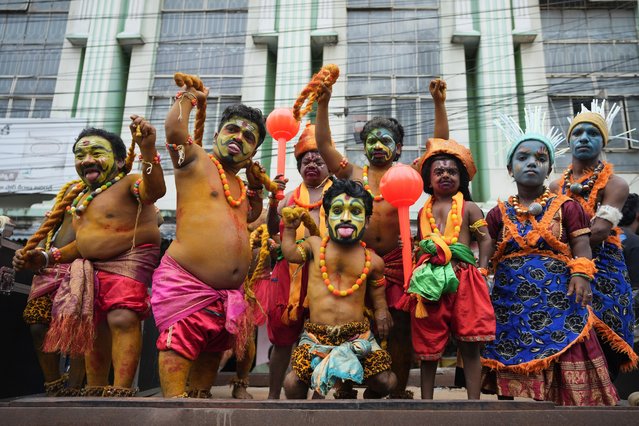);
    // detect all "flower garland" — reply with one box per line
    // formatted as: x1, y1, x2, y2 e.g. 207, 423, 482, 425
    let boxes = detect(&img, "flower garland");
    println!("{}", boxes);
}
67, 172, 126, 217
362, 166, 383, 202
293, 191, 323, 210
319, 236, 370, 297
209, 155, 246, 208
423, 195, 461, 245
